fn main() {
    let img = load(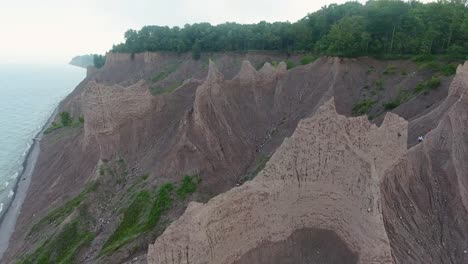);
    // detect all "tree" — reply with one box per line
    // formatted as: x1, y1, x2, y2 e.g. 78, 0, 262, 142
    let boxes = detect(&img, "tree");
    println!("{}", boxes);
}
324, 16, 367, 56
106, 0, 467, 58
191, 40, 201, 60
93, 55, 106, 68
60, 112, 73, 127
